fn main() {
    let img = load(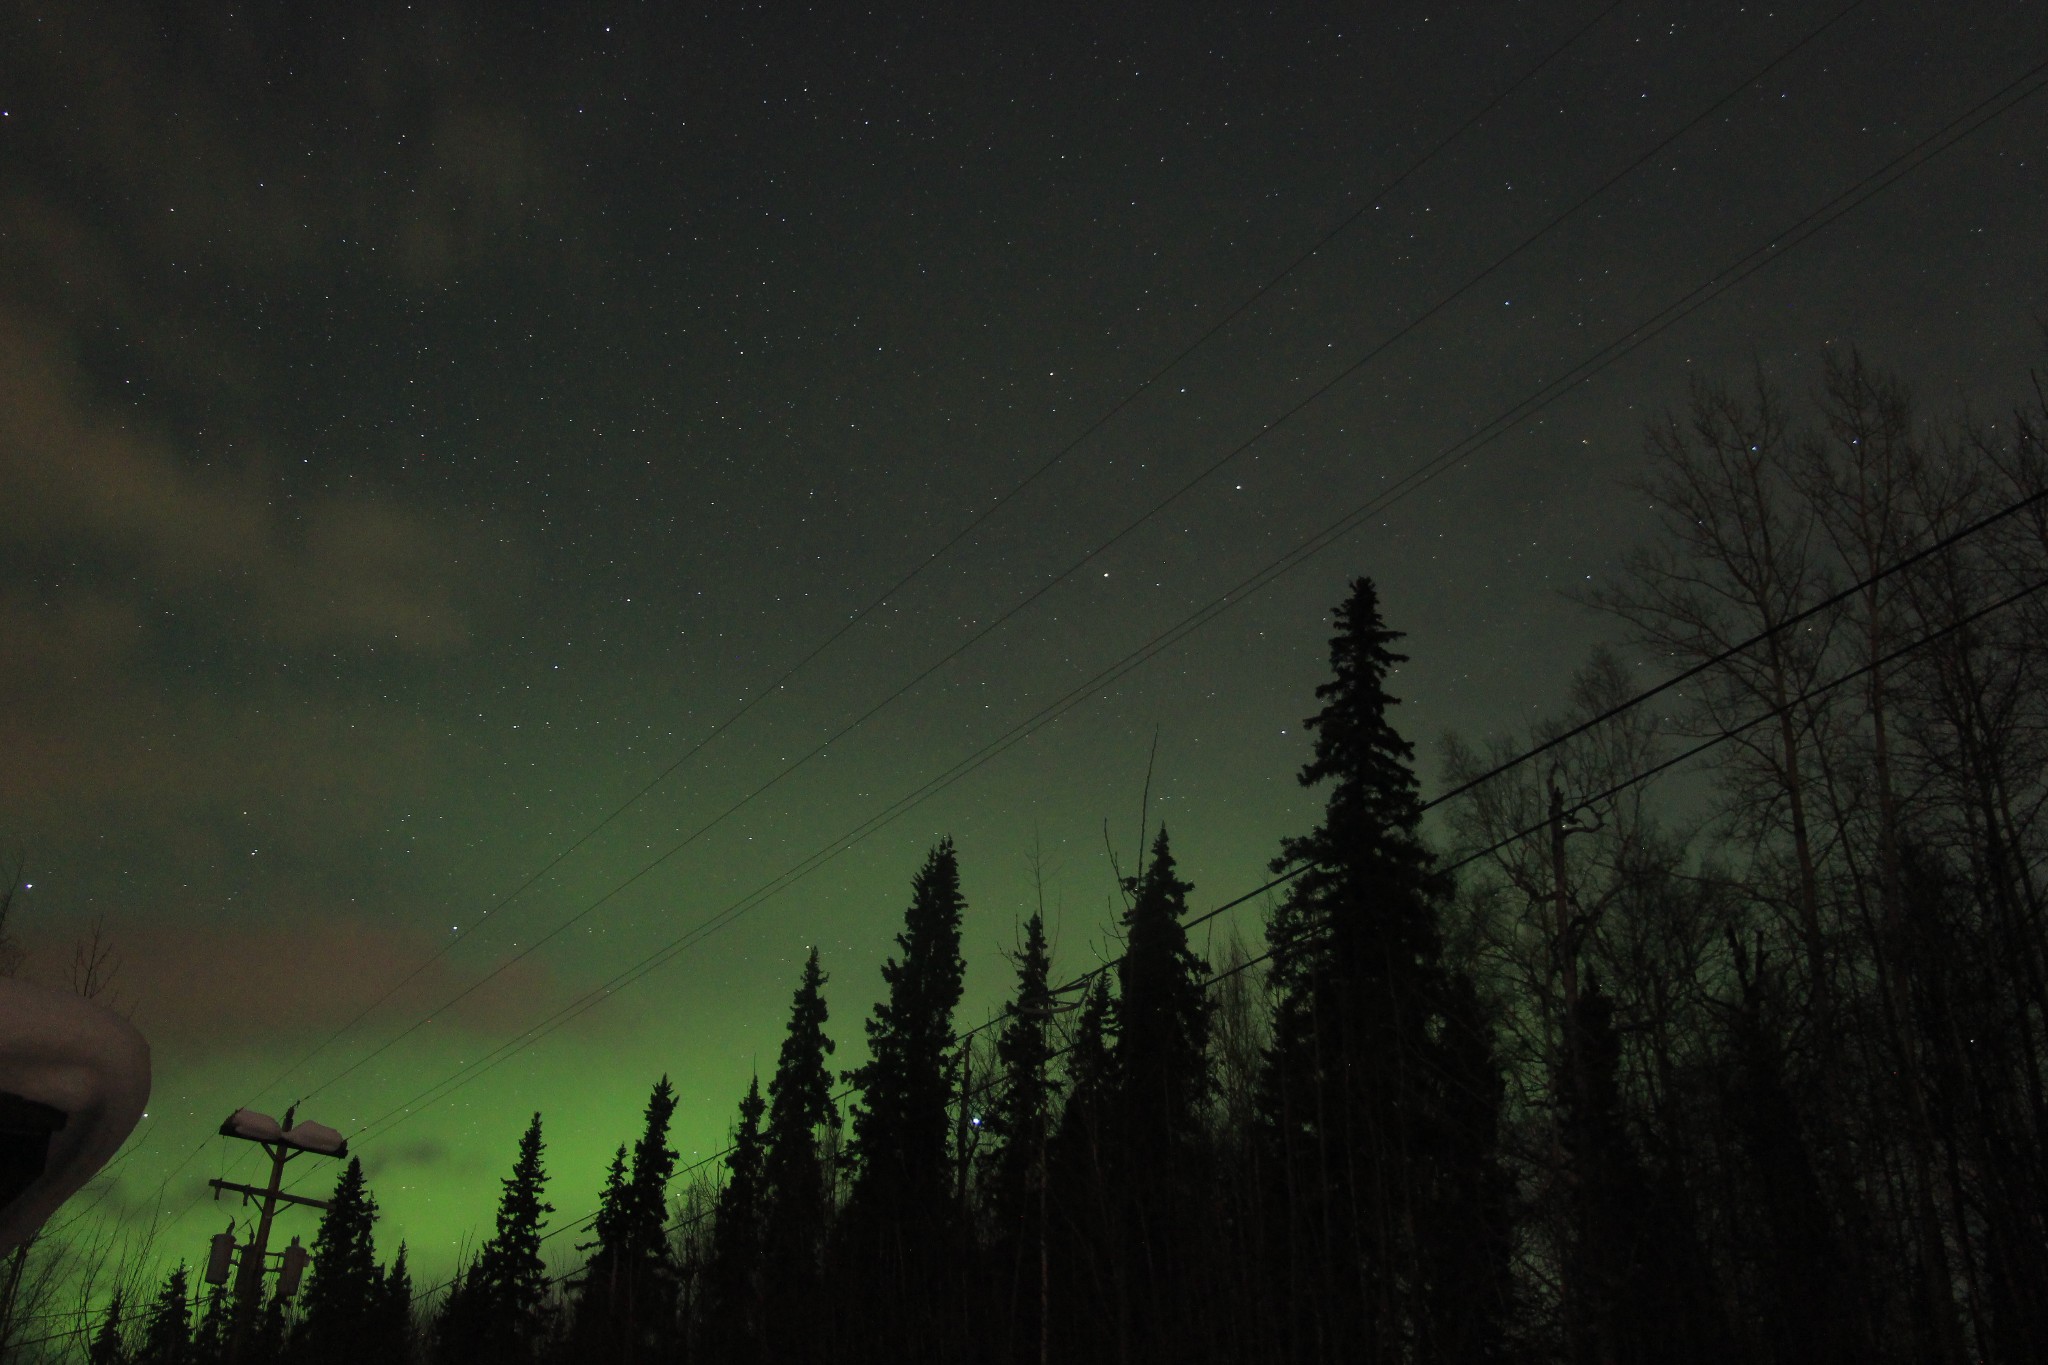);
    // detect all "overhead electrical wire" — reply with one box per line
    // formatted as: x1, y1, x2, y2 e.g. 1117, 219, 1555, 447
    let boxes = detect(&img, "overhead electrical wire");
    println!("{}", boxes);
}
114, 1, 1641, 1231
298, 41, 2048, 1164
440, 550, 2048, 1311
121, 15, 2044, 1252
281, 0, 1877, 1117
242, 0, 1634, 1114
37, 517, 2025, 1365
